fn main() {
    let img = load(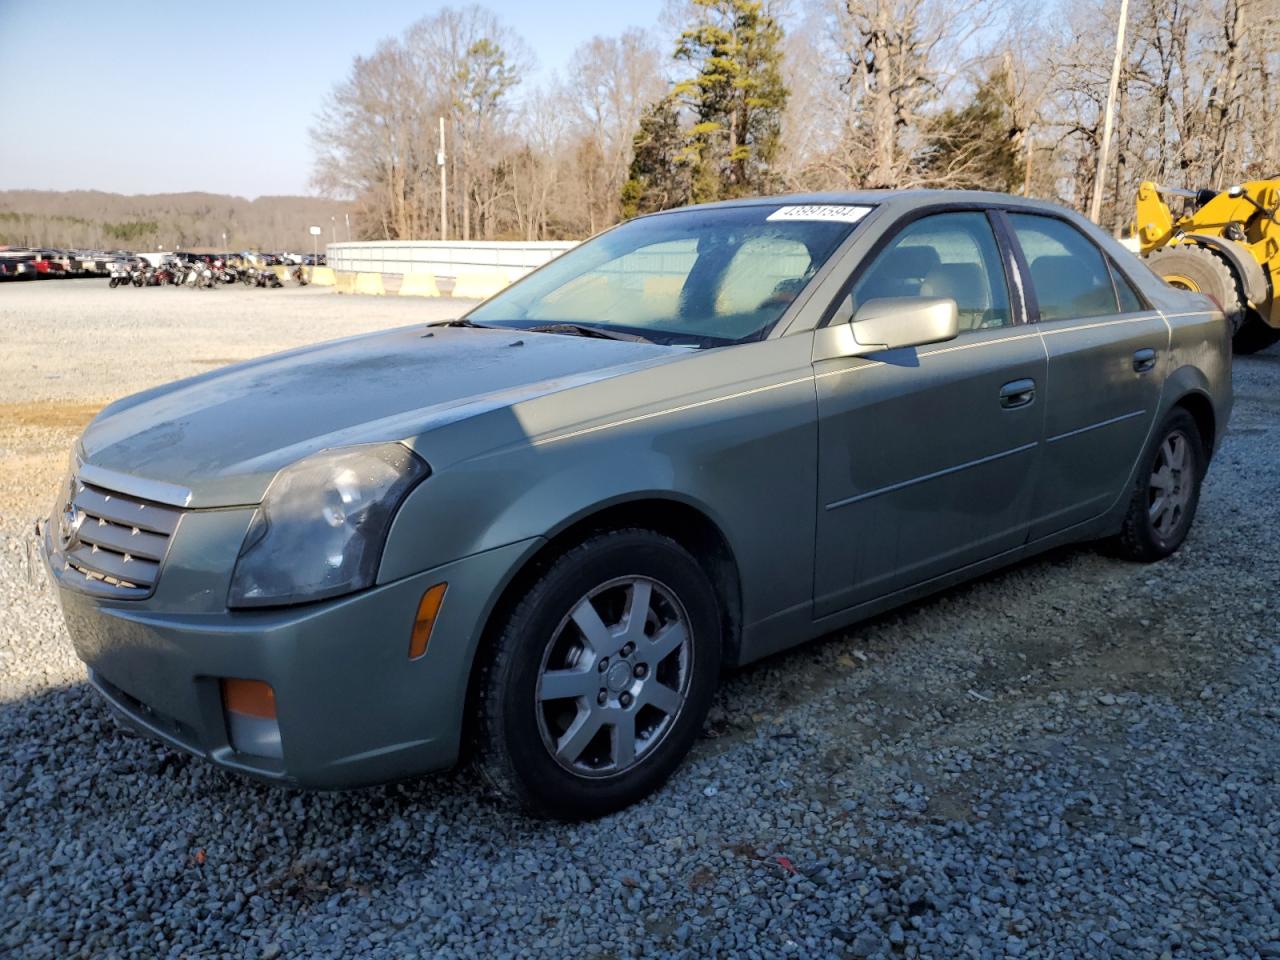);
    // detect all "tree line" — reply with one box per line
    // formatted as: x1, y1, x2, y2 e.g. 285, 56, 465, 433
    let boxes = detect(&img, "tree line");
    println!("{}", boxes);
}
313, 0, 1279, 242
0, 191, 354, 252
